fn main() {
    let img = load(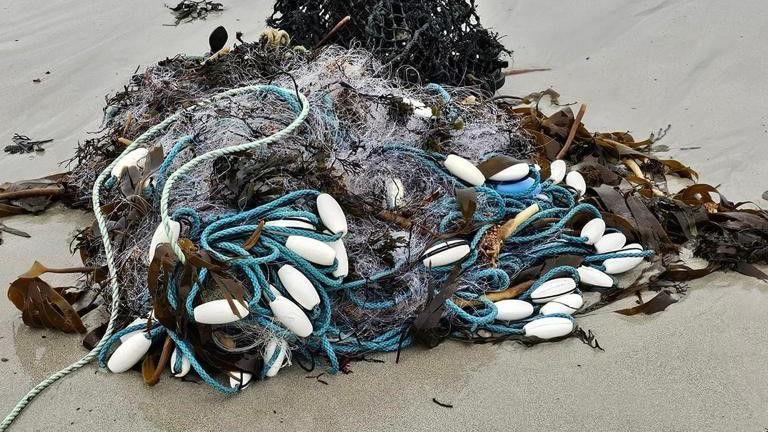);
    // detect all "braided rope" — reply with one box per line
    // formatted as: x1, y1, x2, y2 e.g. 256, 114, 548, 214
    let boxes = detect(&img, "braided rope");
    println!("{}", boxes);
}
0, 85, 309, 430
